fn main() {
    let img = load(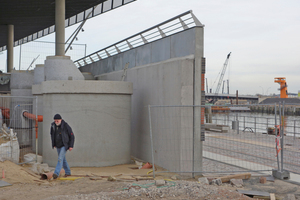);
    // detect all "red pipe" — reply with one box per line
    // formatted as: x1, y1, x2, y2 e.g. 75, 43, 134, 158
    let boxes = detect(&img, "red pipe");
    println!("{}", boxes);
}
0, 107, 43, 122
23, 111, 43, 122
22, 111, 43, 140
1, 109, 10, 119
0, 107, 10, 119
